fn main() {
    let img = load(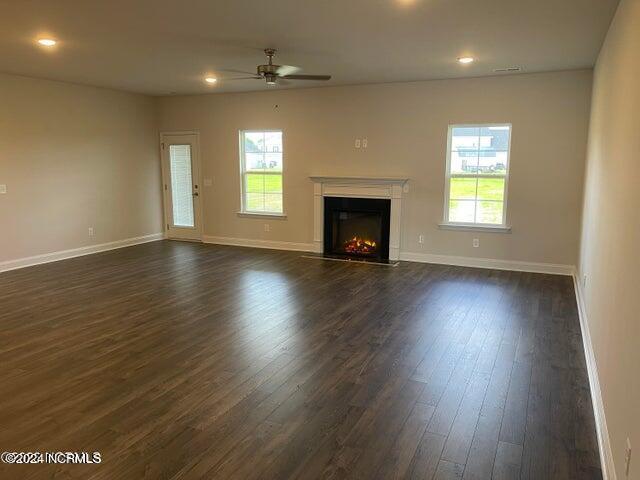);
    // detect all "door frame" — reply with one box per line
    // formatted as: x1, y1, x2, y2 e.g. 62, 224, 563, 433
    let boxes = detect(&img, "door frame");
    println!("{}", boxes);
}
160, 131, 203, 241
